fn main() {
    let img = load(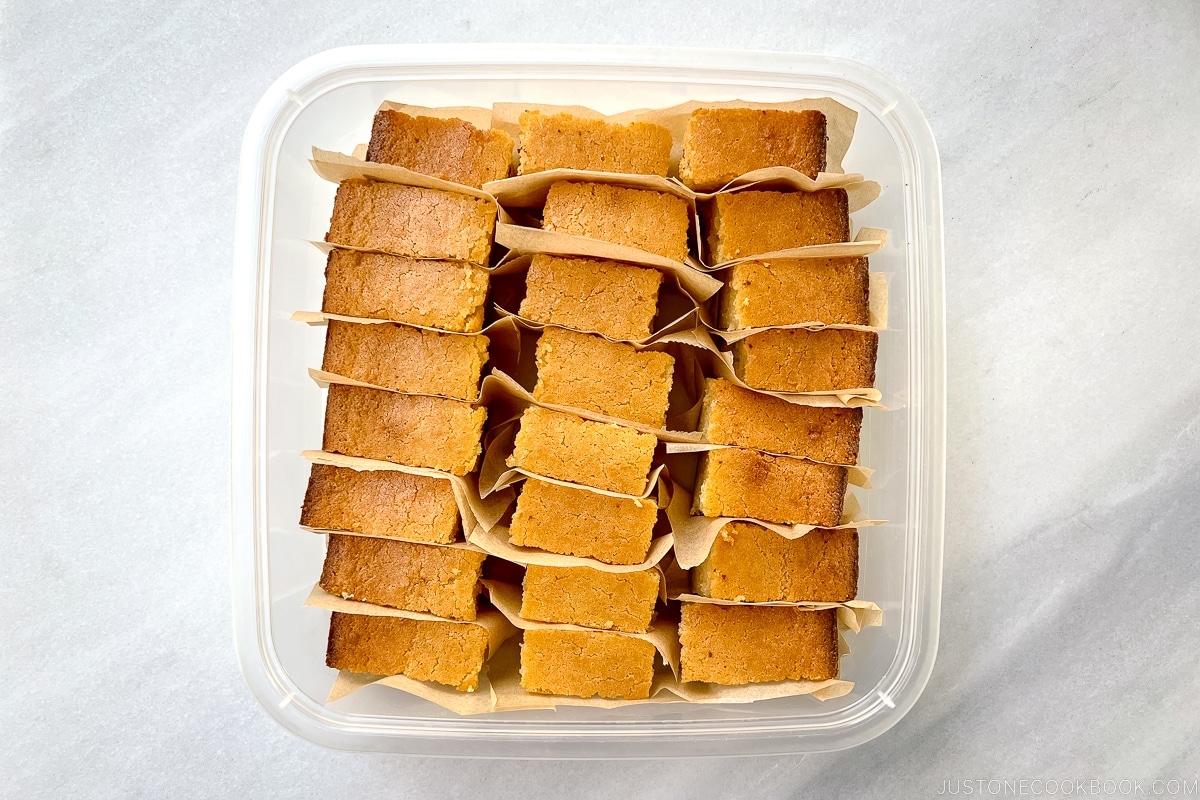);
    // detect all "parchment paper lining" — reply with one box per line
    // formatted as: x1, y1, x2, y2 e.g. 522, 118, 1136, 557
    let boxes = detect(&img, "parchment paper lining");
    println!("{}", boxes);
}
664, 441, 873, 487
661, 557, 883, 632
485, 168, 696, 206
493, 245, 719, 312
494, 224, 715, 295
301, 525, 485, 551
310, 147, 511, 222
701, 226, 888, 272
469, 525, 674, 574
304, 586, 517, 656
